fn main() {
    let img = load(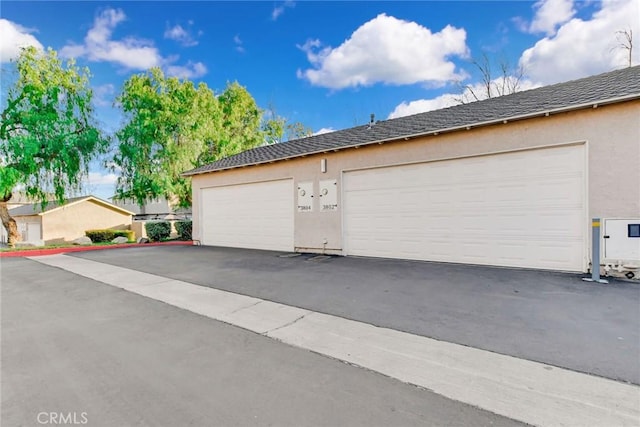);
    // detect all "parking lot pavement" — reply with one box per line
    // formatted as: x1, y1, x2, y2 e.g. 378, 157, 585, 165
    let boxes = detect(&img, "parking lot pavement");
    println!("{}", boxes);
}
31, 253, 640, 426
70, 245, 640, 385
2, 258, 524, 427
